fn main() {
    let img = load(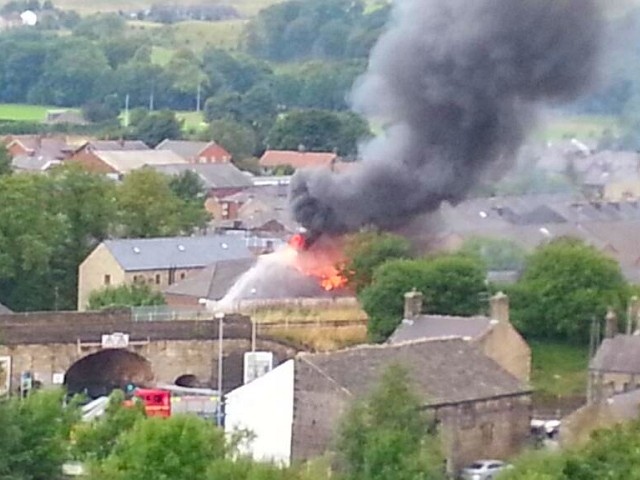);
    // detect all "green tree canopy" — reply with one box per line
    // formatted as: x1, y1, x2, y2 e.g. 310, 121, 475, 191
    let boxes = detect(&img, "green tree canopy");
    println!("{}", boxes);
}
337, 364, 445, 480
206, 119, 257, 161
0, 390, 77, 480
510, 237, 628, 343
0, 143, 11, 176
93, 415, 226, 480
168, 170, 206, 203
360, 254, 486, 341
130, 110, 183, 148
341, 231, 411, 293
460, 236, 526, 272
87, 283, 166, 311
116, 168, 209, 238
